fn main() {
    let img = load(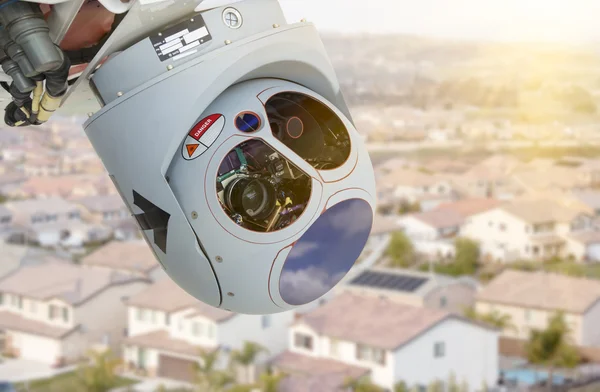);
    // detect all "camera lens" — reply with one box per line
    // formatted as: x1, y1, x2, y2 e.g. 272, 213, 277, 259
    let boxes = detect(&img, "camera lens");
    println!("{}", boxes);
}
225, 177, 276, 221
